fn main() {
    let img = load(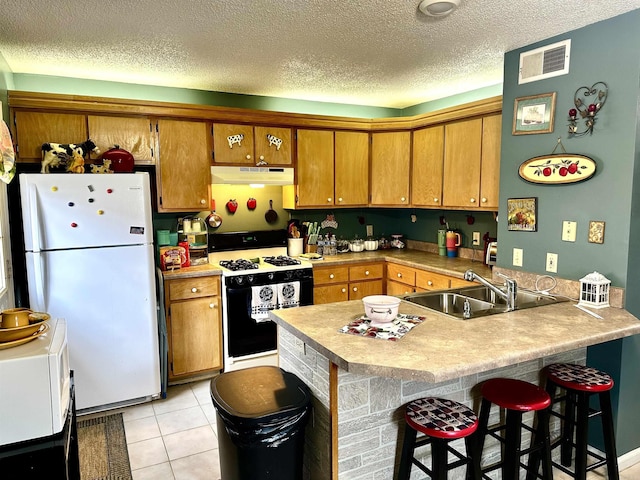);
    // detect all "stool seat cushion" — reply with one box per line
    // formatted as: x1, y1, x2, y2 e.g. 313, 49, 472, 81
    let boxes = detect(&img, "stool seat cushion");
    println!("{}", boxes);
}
546, 363, 613, 392
405, 397, 478, 439
481, 378, 551, 411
